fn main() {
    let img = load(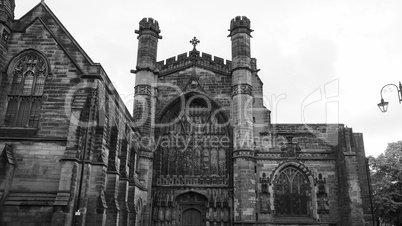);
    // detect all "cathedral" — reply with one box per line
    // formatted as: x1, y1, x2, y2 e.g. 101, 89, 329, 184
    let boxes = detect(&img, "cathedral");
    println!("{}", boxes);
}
0, 1, 373, 226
